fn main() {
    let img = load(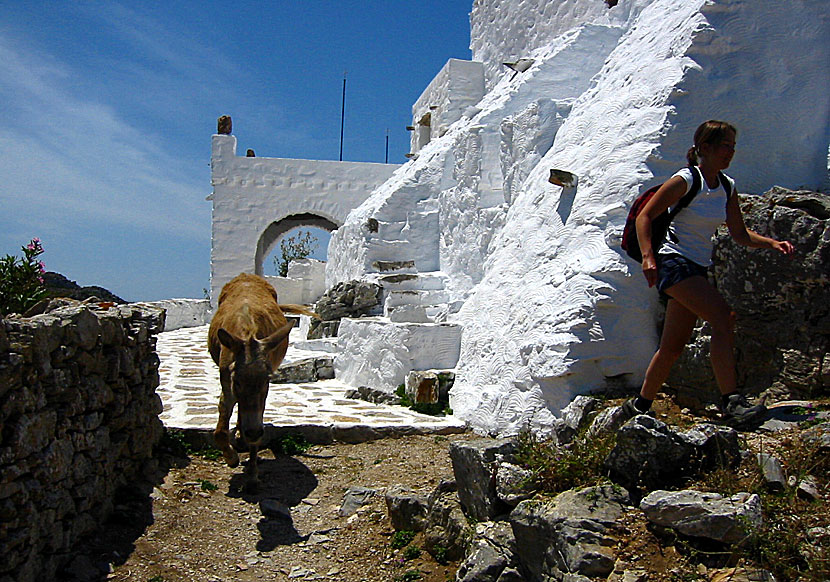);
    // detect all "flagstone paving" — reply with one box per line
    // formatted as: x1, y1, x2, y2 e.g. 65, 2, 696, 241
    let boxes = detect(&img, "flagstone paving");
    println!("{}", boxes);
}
156, 325, 467, 441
